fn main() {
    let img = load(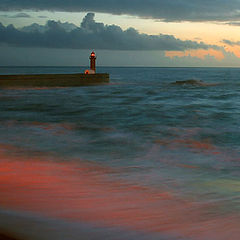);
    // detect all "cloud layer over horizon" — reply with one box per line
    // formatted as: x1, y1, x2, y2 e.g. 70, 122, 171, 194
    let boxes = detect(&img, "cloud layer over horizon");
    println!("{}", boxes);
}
0, 13, 216, 51
222, 39, 240, 46
1, 0, 240, 22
